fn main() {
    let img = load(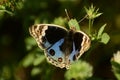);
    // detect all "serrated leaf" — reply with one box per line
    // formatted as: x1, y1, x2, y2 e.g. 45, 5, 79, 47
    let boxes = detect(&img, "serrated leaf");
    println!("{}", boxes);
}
100, 33, 110, 44
97, 24, 106, 39
68, 19, 80, 30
